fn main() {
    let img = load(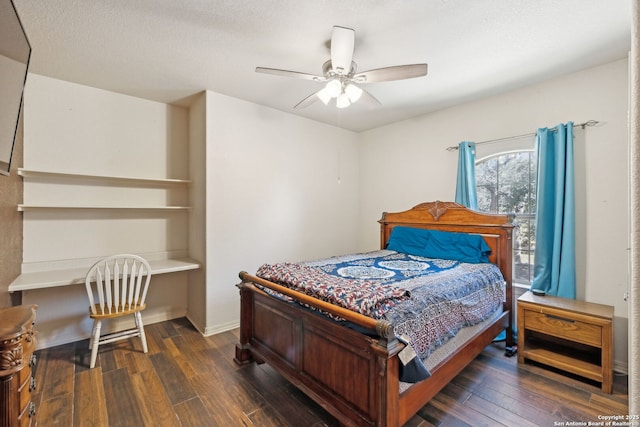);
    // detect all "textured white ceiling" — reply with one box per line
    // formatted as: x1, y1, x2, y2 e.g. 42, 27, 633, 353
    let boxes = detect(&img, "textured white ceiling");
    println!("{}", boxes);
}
13, 0, 632, 132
